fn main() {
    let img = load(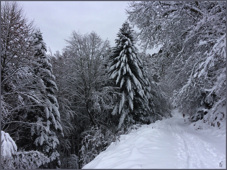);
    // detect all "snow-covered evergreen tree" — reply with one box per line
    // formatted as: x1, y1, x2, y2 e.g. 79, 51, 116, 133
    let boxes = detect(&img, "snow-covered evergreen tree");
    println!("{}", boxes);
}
109, 22, 151, 129
30, 30, 63, 168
